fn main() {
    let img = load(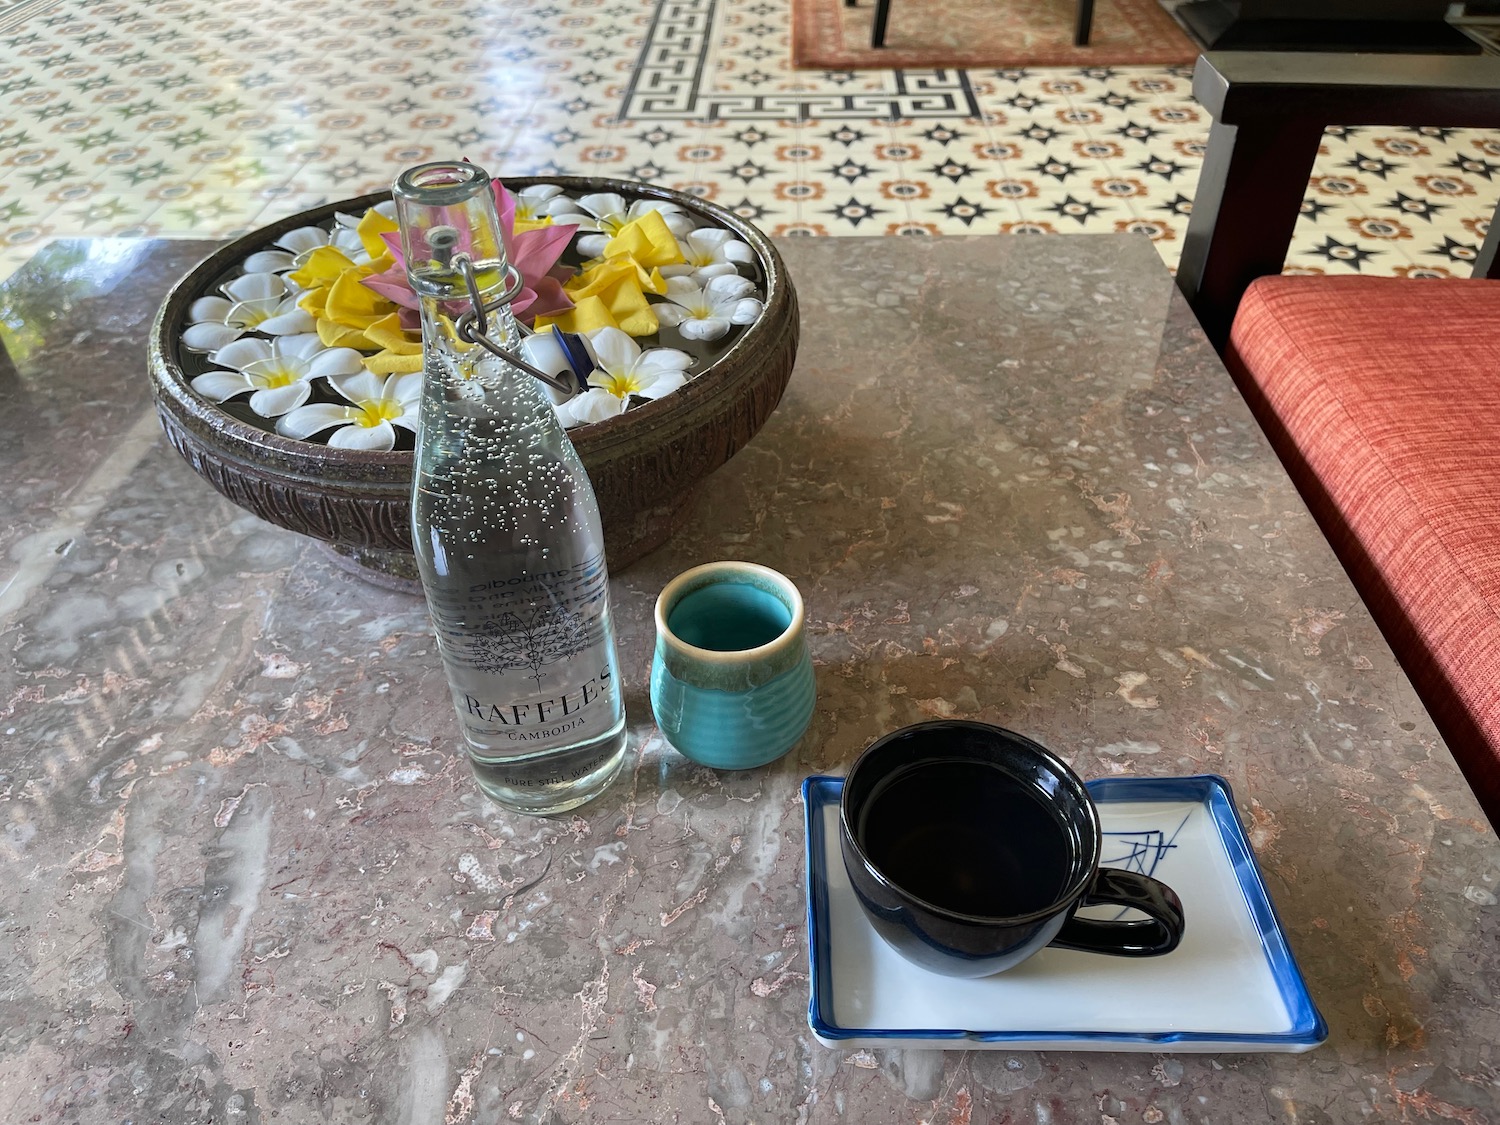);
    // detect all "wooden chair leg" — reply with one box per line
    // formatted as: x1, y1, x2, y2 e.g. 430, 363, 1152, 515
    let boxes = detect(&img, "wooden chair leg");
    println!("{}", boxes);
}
872, 0, 892, 46
1074, 0, 1094, 46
